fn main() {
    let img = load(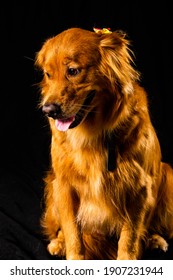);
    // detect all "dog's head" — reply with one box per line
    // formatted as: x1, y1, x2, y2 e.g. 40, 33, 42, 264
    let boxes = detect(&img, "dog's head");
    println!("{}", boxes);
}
35, 27, 139, 132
